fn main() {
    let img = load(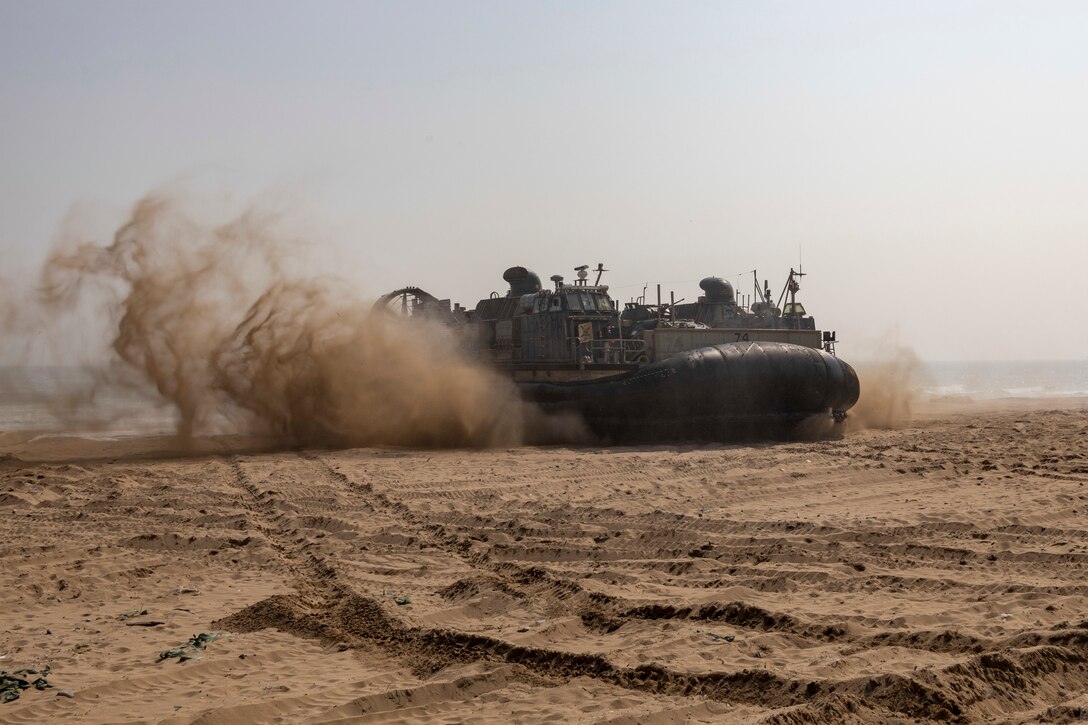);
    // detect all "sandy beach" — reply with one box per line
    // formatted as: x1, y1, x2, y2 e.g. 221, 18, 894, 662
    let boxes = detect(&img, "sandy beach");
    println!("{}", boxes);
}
0, 398, 1084, 723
